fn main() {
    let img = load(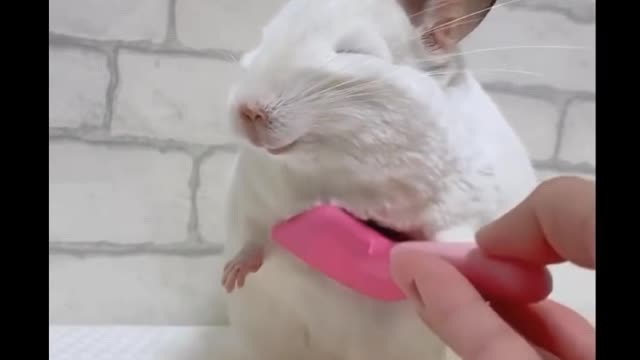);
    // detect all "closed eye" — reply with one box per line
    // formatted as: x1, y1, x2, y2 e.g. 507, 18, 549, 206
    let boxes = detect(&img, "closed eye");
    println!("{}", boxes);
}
334, 32, 389, 59
335, 47, 373, 56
